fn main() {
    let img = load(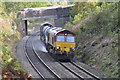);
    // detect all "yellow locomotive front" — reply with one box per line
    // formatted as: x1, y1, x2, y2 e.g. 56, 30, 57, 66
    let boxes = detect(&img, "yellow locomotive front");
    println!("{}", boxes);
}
54, 33, 76, 60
